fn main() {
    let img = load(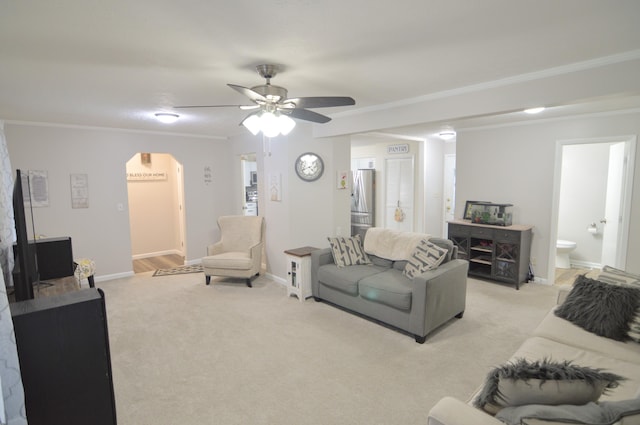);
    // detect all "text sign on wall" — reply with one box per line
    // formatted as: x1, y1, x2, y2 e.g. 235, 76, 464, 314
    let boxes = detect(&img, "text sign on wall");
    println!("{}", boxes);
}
126, 170, 168, 181
387, 144, 409, 154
